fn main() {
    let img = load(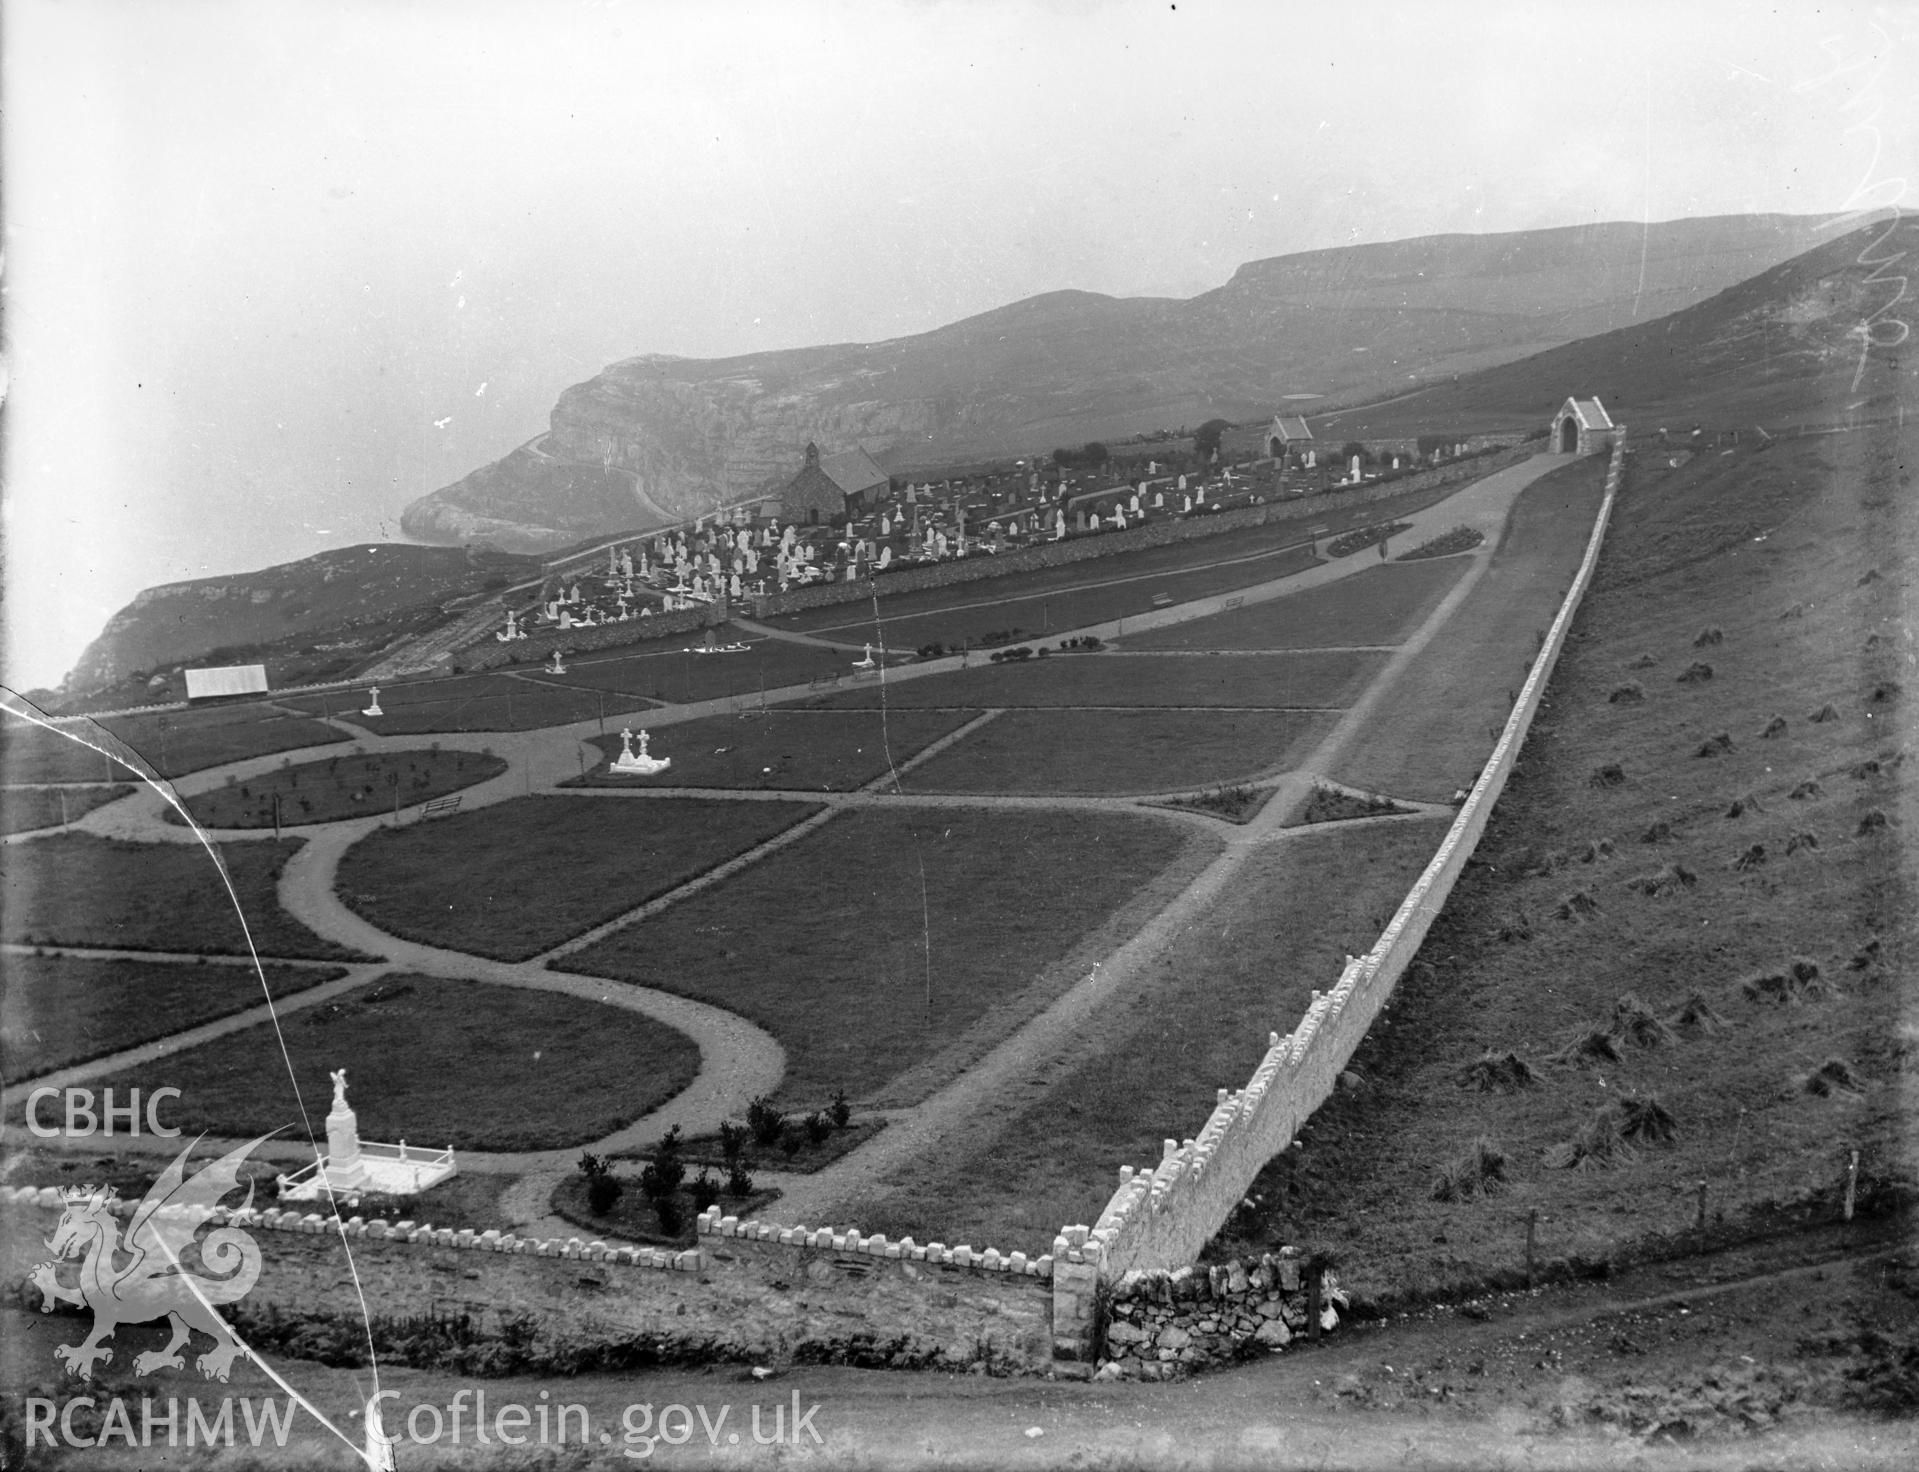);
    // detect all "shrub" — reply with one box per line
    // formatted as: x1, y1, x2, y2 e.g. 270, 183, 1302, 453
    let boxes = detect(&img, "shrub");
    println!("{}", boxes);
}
1760, 714, 1787, 739
1395, 526, 1484, 561
1693, 627, 1724, 647
1588, 763, 1626, 788
804, 1112, 832, 1146
719, 1121, 746, 1164
1677, 662, 1714, 684
725, 1160, 755, 1199
1695, 732, 1735, 758
779, 1125, 805, 1159
829, 1088, 852, 1129
587, 1174, 622, 1214
1430, 1137, 1509, 1202
638, 1126, 686, 1203
689, 1170, 721, 1212
1608, 683, 1645, 705
747, 1095, 785, 1146
655, 1197, 685, 1237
